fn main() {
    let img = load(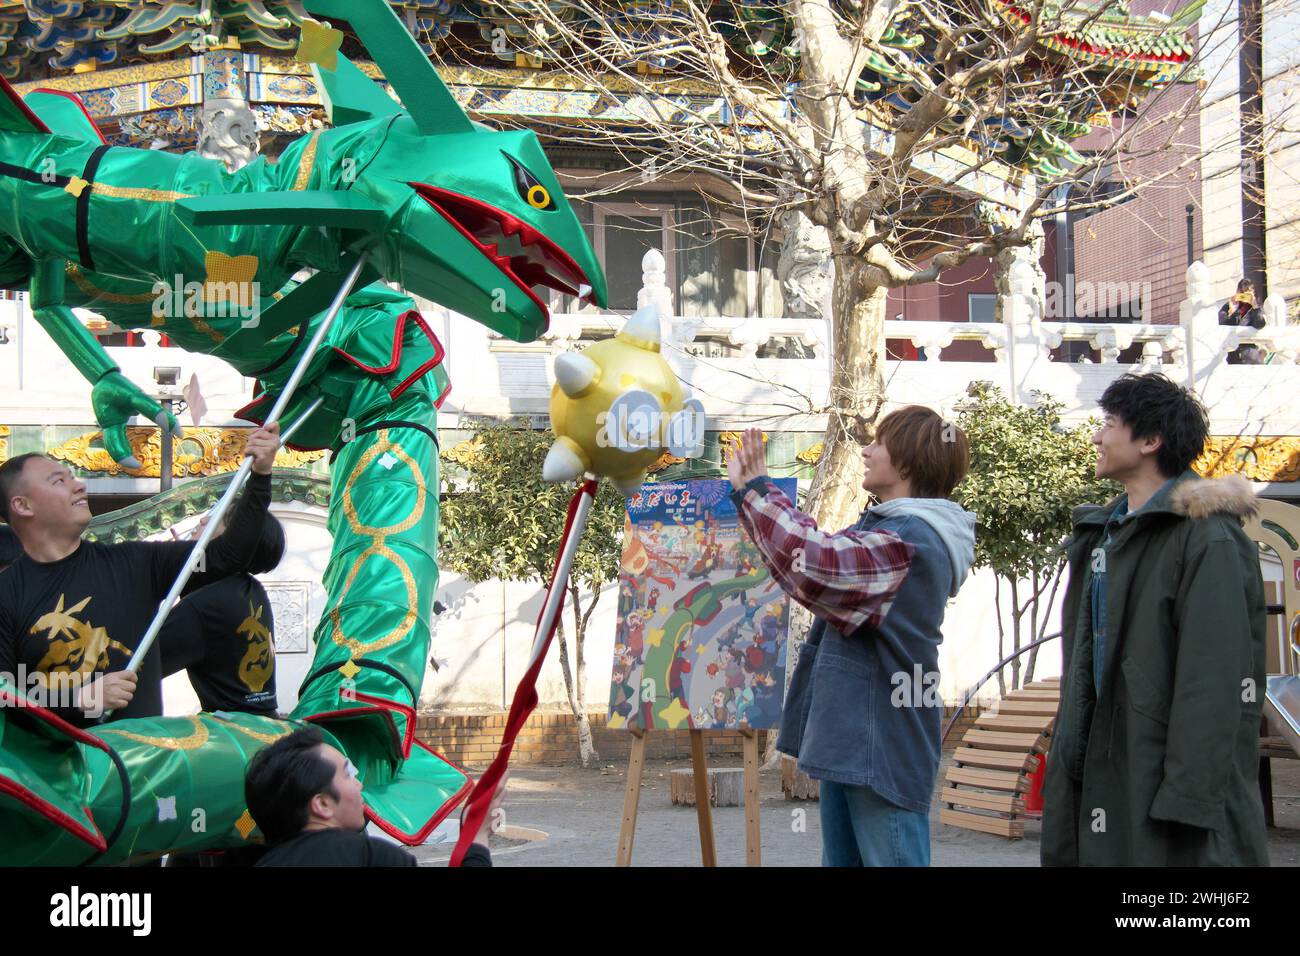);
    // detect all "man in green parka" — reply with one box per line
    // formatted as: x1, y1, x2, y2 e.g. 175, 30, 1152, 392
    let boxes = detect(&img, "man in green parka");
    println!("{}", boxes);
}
1042, 372, 1269, 866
